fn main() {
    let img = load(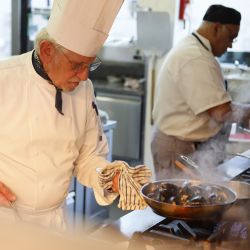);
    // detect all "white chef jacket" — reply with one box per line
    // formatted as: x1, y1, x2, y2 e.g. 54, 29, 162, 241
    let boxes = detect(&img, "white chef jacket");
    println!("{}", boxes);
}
153, 32, 232, 141
0, 51, 117, 229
